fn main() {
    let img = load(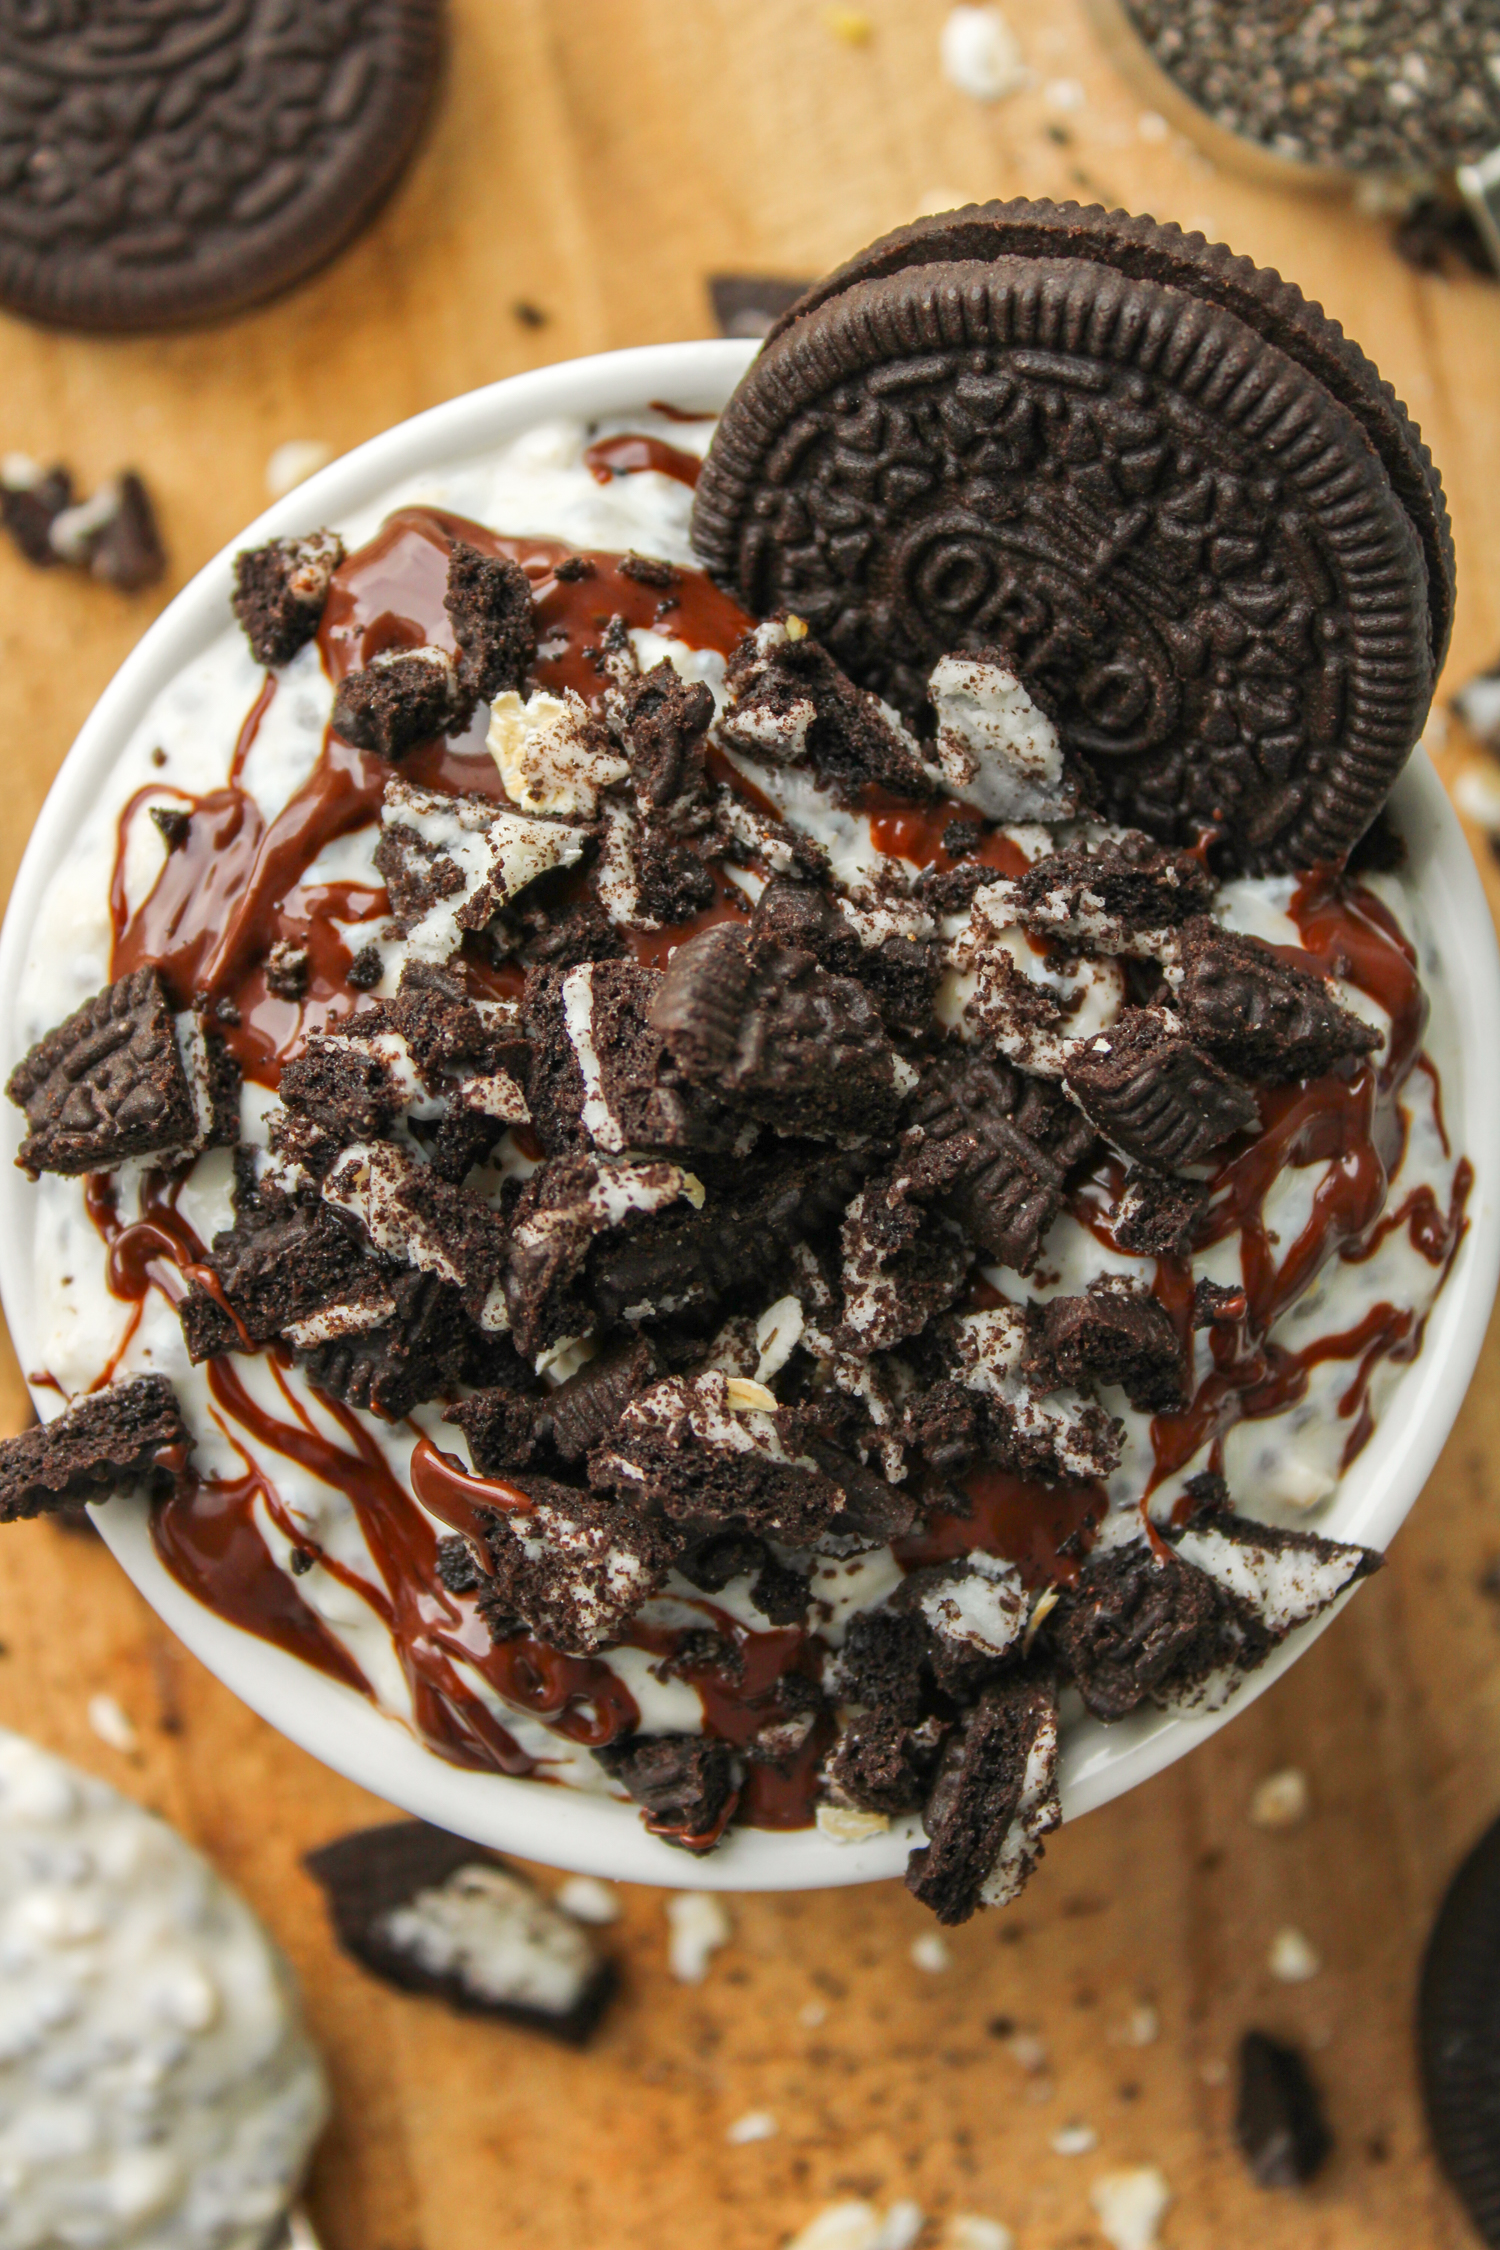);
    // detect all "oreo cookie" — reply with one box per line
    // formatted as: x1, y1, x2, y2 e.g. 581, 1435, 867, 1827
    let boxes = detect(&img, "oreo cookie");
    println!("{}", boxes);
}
693, 198, 1452, 870
304, 1820, 616, 2044
1420, 1811, 1500, 2244
0, 1377, 190, 1522
0, 3, 443, 332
